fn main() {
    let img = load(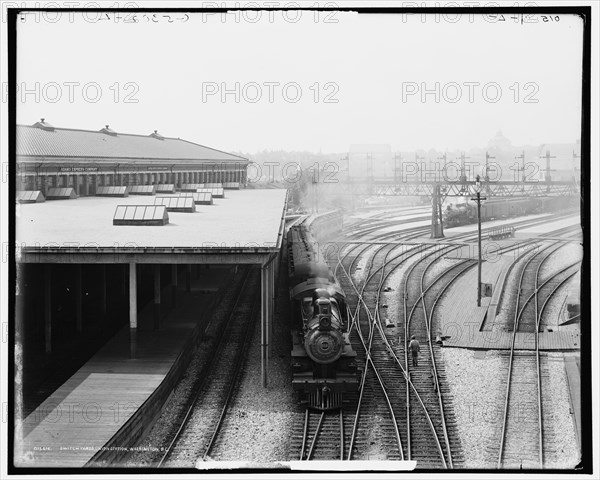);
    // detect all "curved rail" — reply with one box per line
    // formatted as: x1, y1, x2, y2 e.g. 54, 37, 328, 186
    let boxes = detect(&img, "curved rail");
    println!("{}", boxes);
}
336, 242, 451, 465
496, 241, 572, 468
